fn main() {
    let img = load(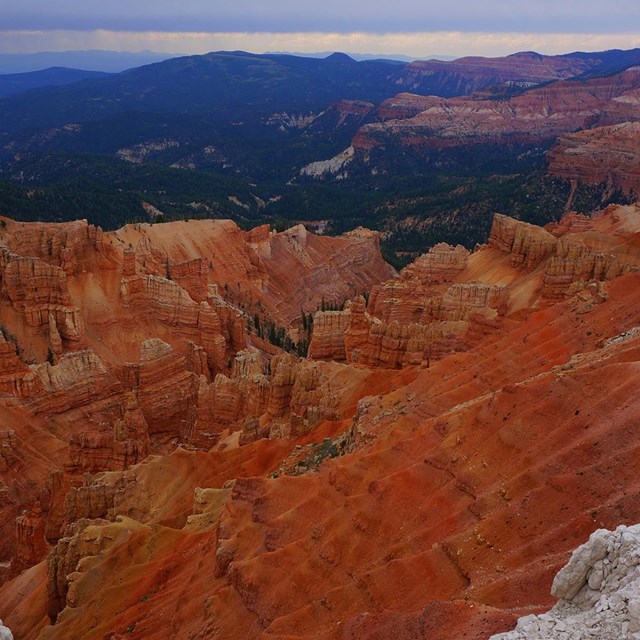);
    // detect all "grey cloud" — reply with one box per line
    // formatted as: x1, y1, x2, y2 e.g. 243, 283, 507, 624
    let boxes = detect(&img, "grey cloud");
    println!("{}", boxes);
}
3, 0, 640, 33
